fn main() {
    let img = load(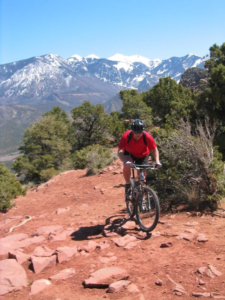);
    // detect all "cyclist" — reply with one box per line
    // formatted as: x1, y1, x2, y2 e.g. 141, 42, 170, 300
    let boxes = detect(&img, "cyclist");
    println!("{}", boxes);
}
118, 118, 161, 199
